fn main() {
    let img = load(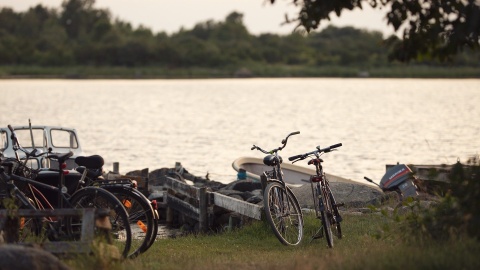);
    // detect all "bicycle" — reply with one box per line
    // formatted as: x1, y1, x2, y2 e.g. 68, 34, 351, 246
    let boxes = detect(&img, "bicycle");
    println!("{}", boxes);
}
0, 125, 133, 258
5, 123, 156, 258
5, 123, 159, 258
74, 155, 159, 258
4, 123, 158, 258
288, 143, 344, 248
251, 131, 303, 246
